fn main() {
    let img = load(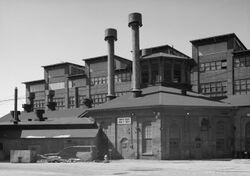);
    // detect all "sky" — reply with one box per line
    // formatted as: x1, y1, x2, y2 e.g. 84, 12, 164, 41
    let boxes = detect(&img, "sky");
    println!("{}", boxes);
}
0, 0, 249, 117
